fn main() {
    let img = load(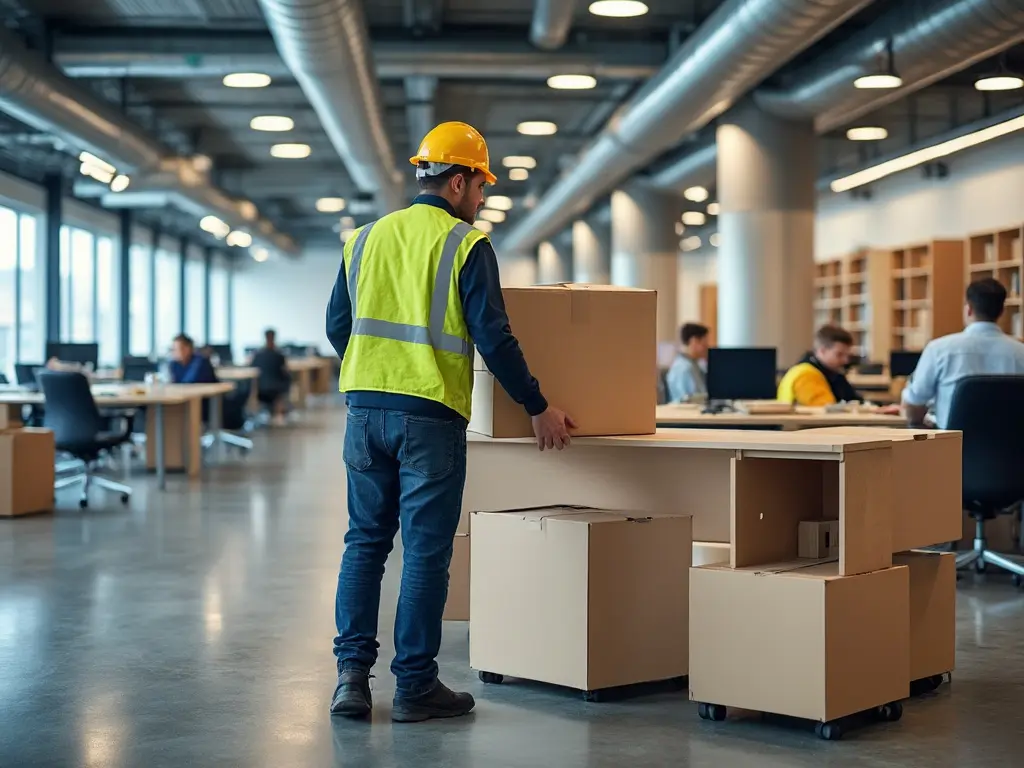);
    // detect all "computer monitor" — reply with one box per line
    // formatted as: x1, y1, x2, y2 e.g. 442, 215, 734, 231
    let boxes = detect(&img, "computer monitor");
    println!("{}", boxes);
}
208, 344, 234, 365
45, 342, 99, 368
706, 347, 778, 401
889, 350, 922, 378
